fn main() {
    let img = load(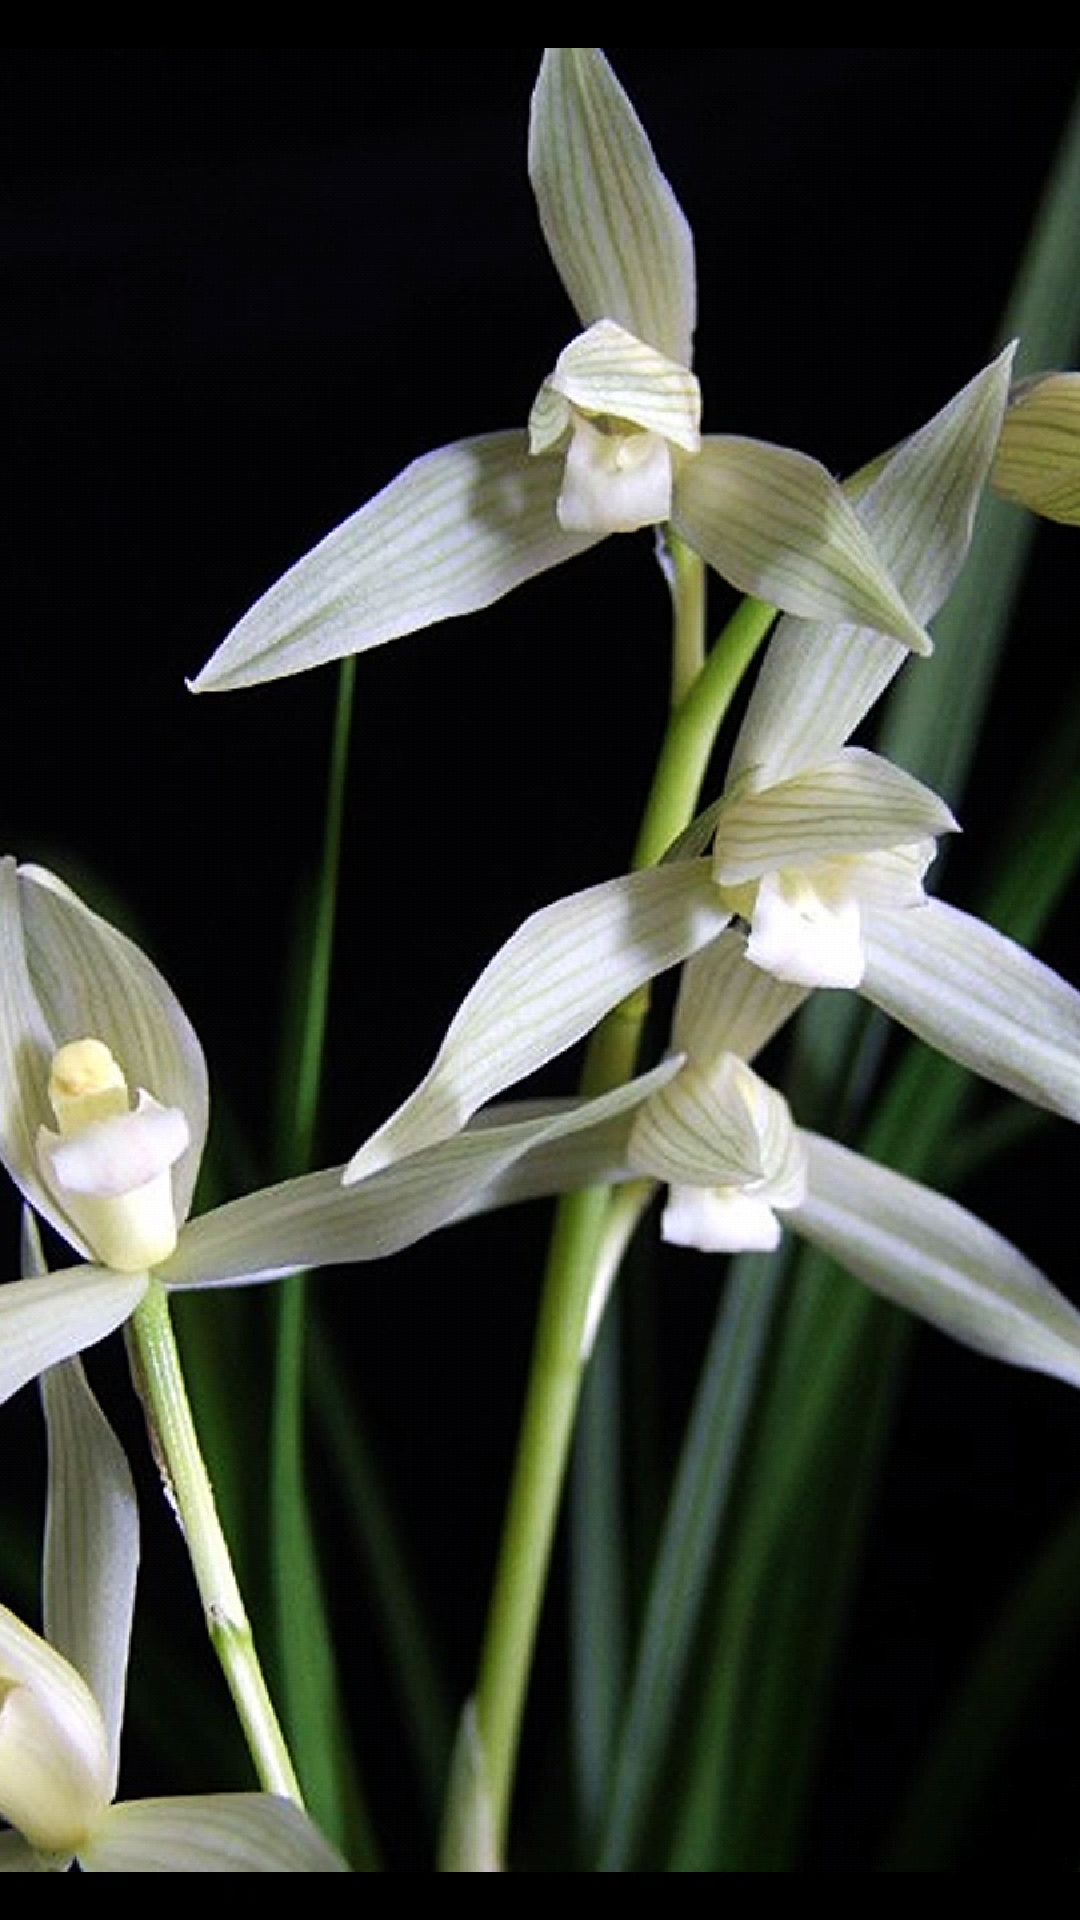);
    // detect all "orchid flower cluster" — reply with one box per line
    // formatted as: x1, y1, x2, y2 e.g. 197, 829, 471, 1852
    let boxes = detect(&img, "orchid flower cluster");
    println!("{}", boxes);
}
4, 48, 1080, 1873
